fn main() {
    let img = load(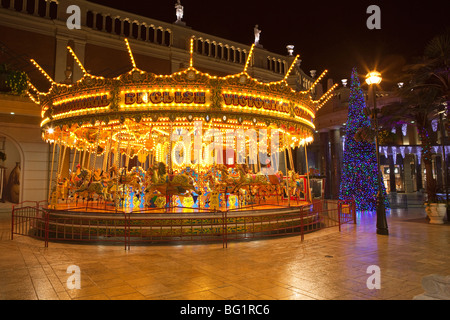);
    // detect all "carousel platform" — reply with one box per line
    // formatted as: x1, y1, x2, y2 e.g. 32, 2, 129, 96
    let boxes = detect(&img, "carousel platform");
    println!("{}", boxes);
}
11, 197, 326, 246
